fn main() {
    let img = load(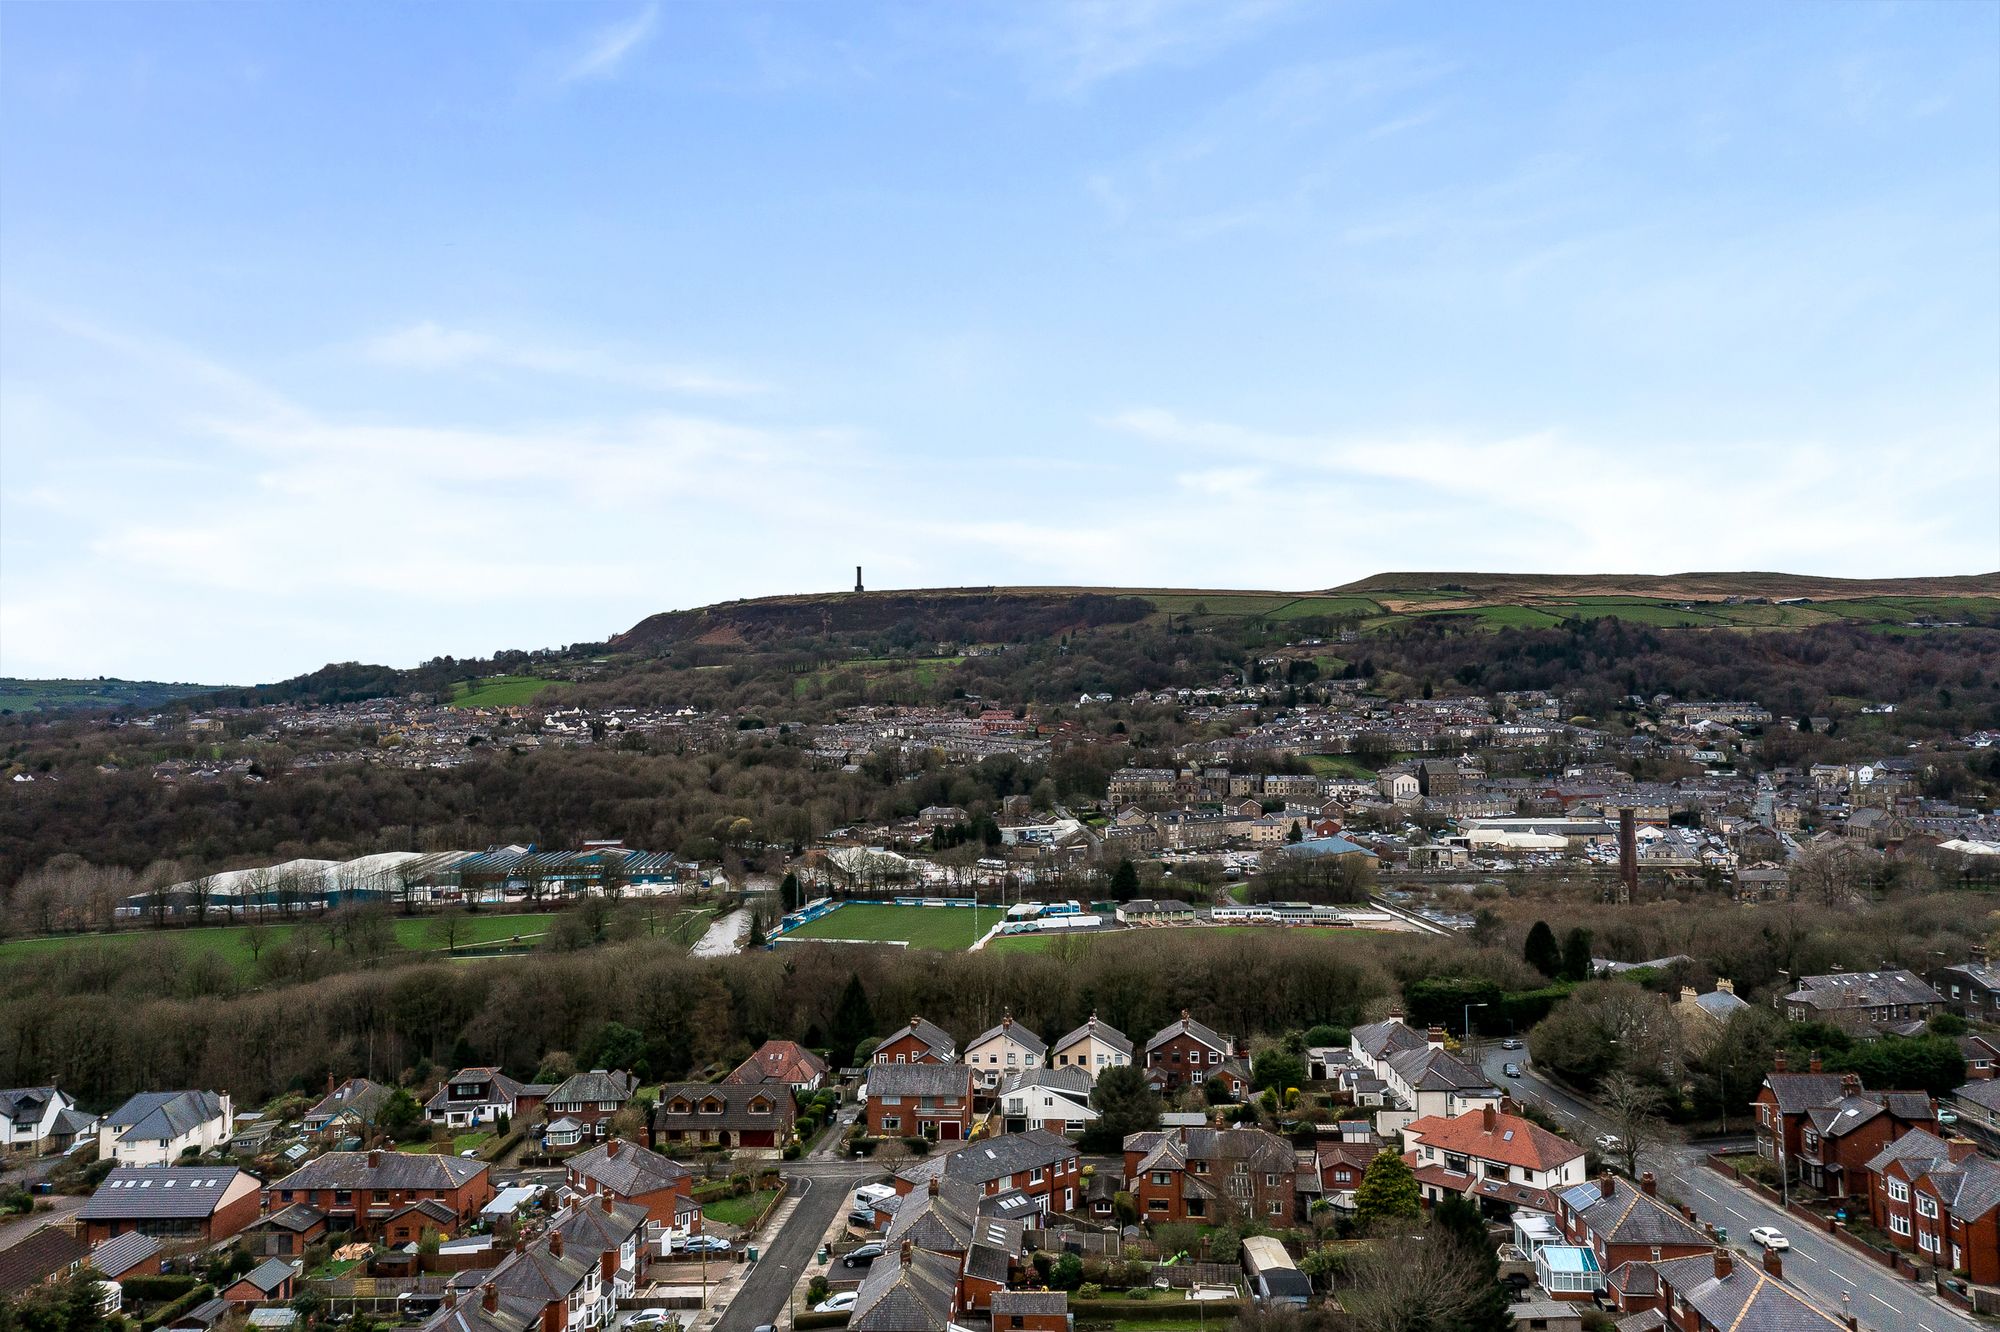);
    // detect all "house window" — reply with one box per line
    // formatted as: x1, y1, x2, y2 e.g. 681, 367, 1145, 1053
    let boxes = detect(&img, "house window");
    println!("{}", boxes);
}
1152, 1172, 1171, 1186
1891, 1214, 1911, 1236
881, 1116, 900, 1131
1918, 1196, 1939, 1219
1268, 1201, 1283, 1215
1889, 1180, 1909, 1202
